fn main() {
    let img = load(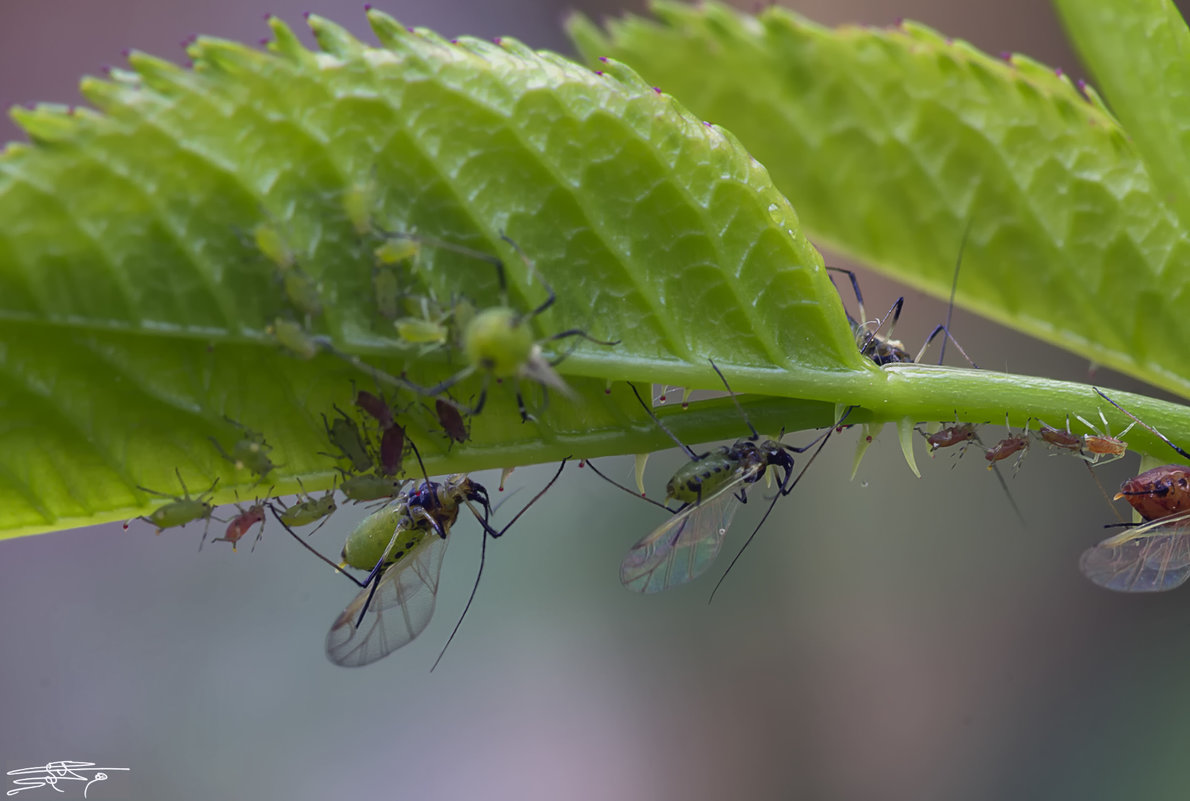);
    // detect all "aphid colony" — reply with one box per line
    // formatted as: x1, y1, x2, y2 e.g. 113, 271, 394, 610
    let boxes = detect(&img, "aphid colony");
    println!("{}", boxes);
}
257, 186, 619, 422
125, 360, 573, 668
909, 390, 1190, 596
123, 206, 624, 668
912, 406, 1136, 474
121, 211, 1190, 667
